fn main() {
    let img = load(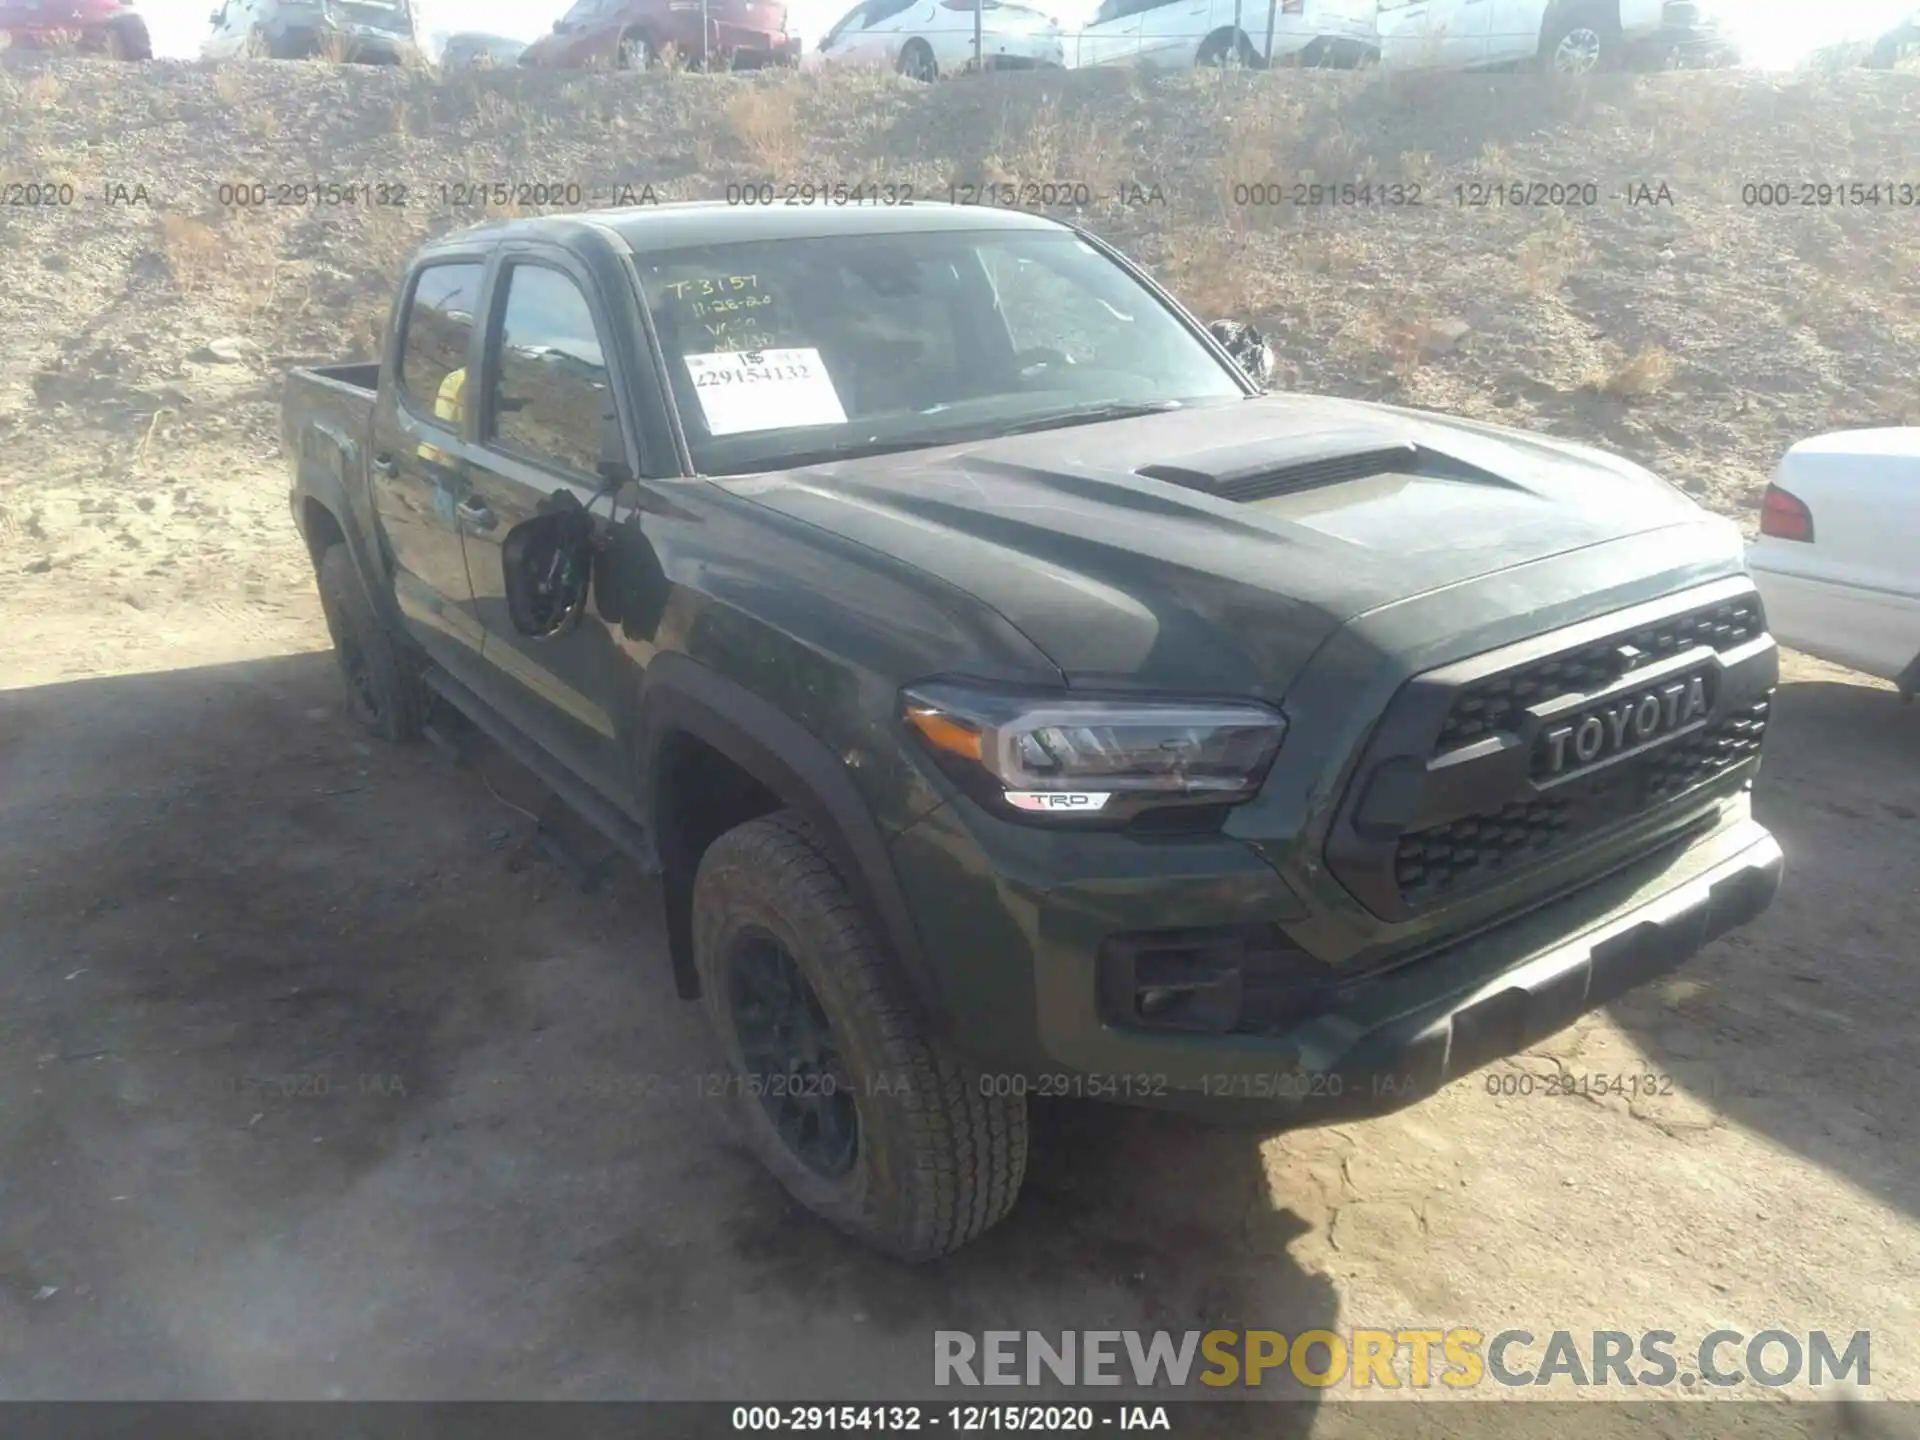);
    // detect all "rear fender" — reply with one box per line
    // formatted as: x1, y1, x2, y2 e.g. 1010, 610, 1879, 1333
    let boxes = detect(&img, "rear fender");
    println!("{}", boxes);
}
291, 419, 403, 633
